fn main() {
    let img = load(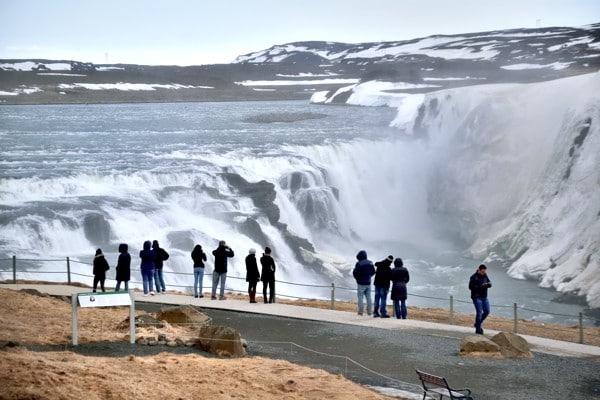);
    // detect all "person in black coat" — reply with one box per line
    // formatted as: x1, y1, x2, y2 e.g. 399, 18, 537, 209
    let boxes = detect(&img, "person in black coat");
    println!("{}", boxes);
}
211, 240, 234, 300
373, 255, 393, 318
152, 240, 169, 294
260, 246, 276, 303
115, 243, 131, 292
245, 248, 260, 303
390, 257, 410, 319
191, 244, 207, 298
92, 248, 109, 293
469, 264, 492, 334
